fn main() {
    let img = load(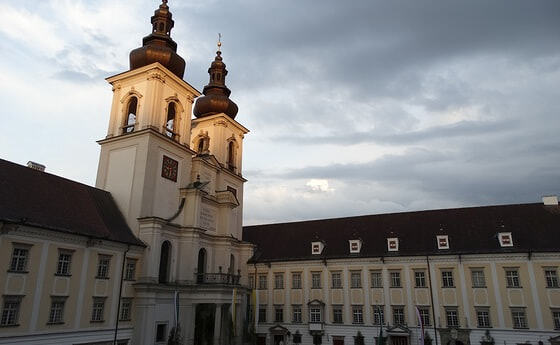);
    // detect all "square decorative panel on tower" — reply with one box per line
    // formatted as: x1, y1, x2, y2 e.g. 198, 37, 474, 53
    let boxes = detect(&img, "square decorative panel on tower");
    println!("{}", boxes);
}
161, 155, 178, 182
